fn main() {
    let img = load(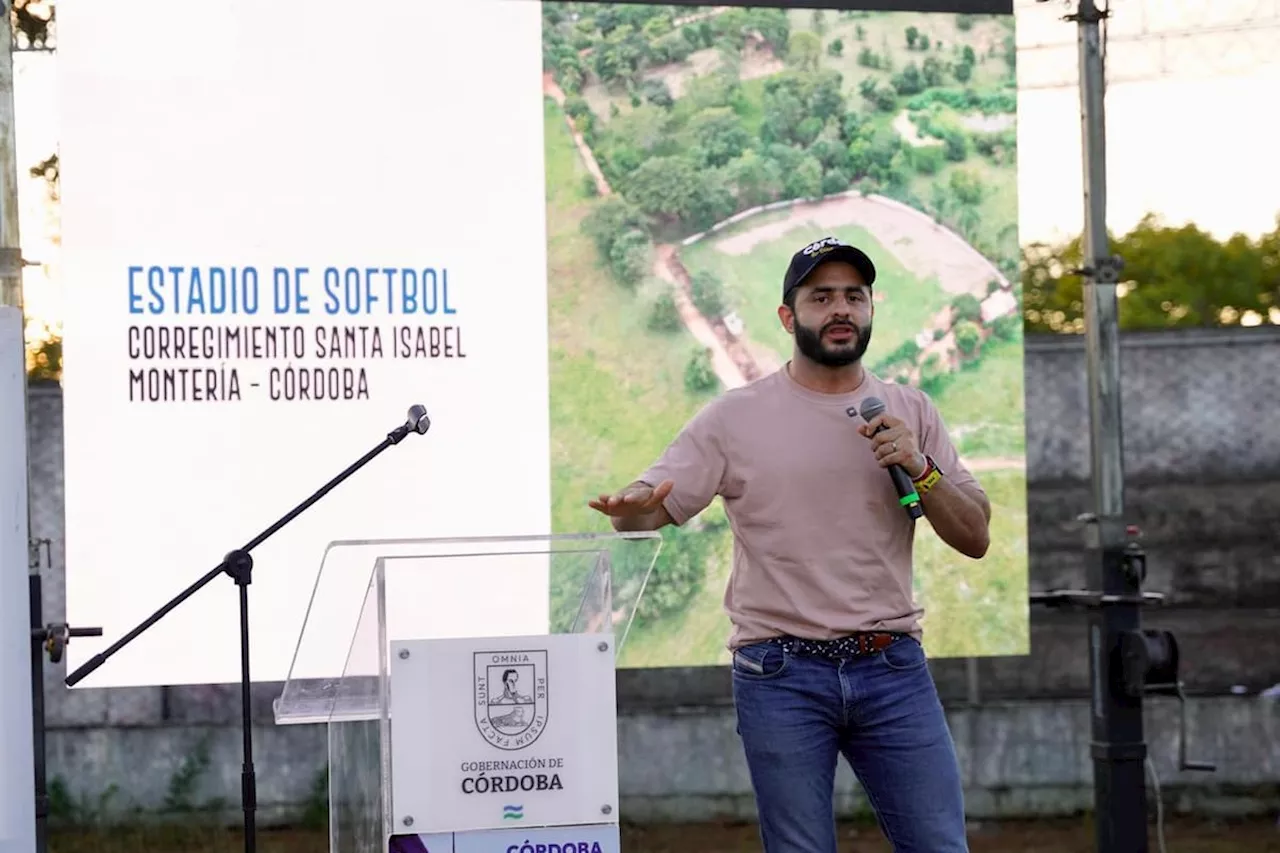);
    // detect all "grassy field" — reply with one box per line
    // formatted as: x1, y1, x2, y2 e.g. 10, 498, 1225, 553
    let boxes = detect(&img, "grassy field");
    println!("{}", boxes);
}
542, 97, 735, 655
914, 466, 1028, 657
679, 220, 949, 362
47, 816, 1280, 853
929, 335, 1027, 458
543, 96, 713, 531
